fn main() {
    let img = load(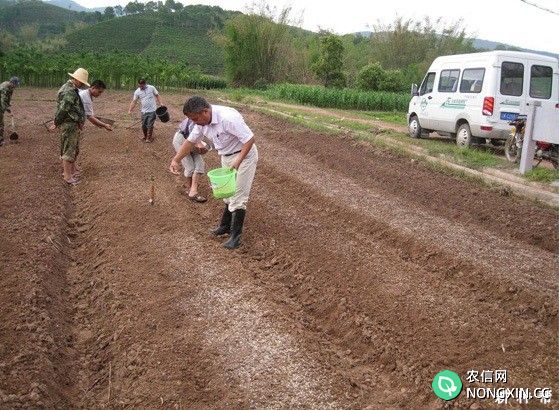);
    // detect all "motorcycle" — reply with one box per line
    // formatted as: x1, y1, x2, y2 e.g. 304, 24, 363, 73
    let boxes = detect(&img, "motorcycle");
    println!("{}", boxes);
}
505, 115, 559, 169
